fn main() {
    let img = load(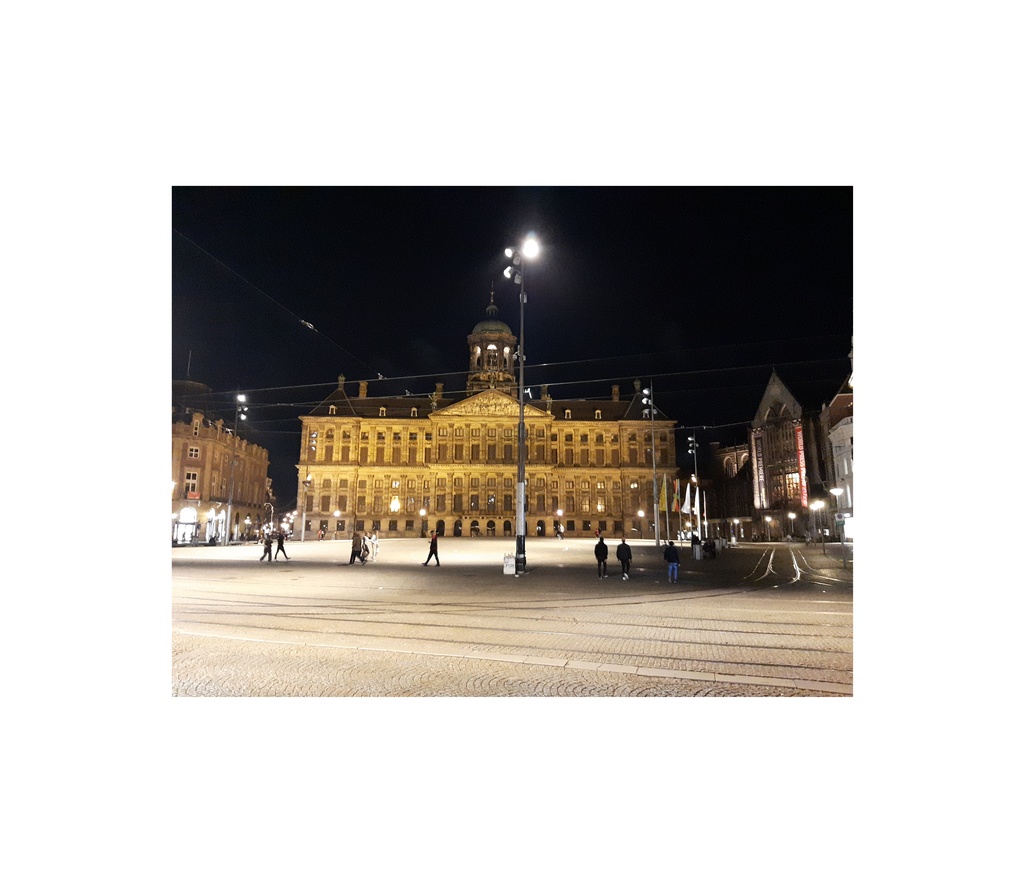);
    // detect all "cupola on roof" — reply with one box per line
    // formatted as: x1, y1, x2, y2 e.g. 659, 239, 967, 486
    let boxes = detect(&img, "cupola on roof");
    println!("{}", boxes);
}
471, 291, 512, 335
